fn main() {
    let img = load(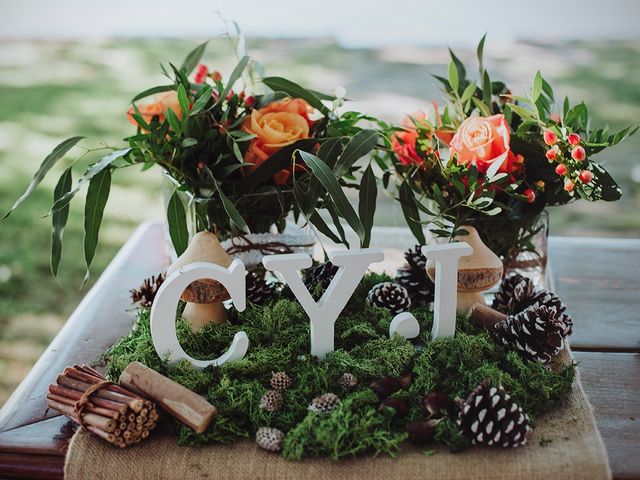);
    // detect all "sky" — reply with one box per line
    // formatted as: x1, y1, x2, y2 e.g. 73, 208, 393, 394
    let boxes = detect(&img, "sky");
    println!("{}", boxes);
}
1, 0, 639, 47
